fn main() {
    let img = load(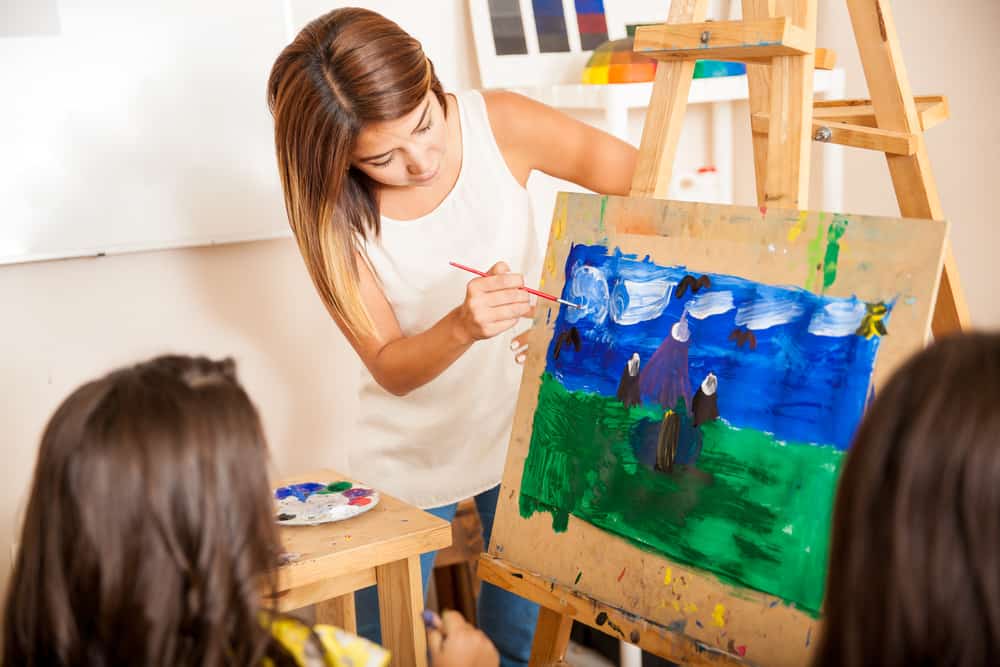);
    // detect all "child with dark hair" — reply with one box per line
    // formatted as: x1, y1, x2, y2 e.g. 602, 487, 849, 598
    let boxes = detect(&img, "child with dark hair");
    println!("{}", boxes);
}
2, 355, 497, 667
814, 333, 1000, 666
